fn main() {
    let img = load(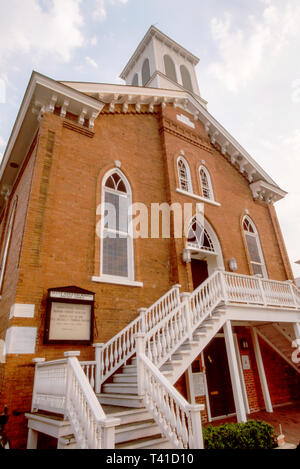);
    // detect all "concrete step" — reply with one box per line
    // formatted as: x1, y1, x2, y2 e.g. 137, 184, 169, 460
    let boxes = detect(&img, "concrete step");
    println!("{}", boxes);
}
115, 434, 172, 450
113, 369, 172, 384
98, 393, 144, 408
103, 383, 138, 395
122, 365, 138, 374
103, 406, 152, 425
115, 420, 160, 444
113, 373, 138, 384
